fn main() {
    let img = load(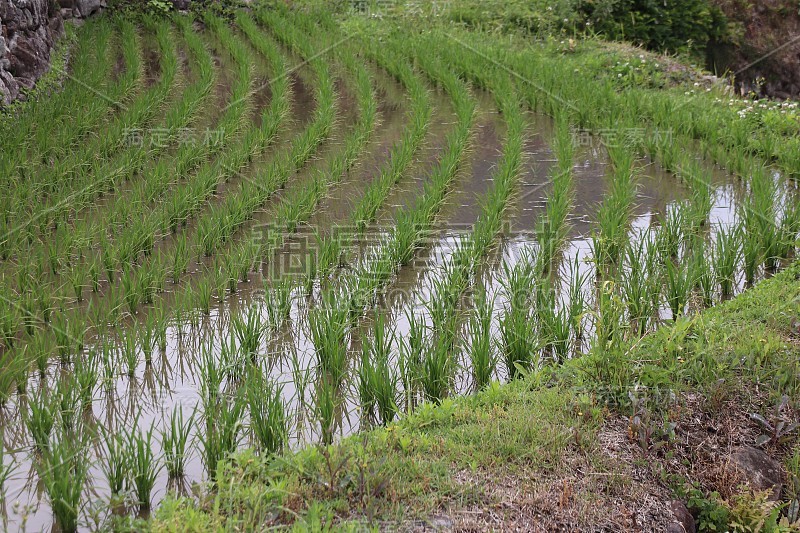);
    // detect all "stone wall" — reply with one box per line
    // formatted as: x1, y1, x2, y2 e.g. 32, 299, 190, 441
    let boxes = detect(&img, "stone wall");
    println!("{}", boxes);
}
0, 0, 102, 106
